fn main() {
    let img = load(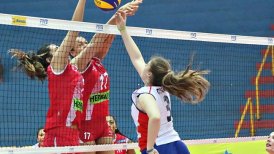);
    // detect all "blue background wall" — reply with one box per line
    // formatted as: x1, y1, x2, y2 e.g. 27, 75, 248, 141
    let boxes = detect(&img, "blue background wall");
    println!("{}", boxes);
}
0, 0, 274, 147
0, 0, 274, 36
